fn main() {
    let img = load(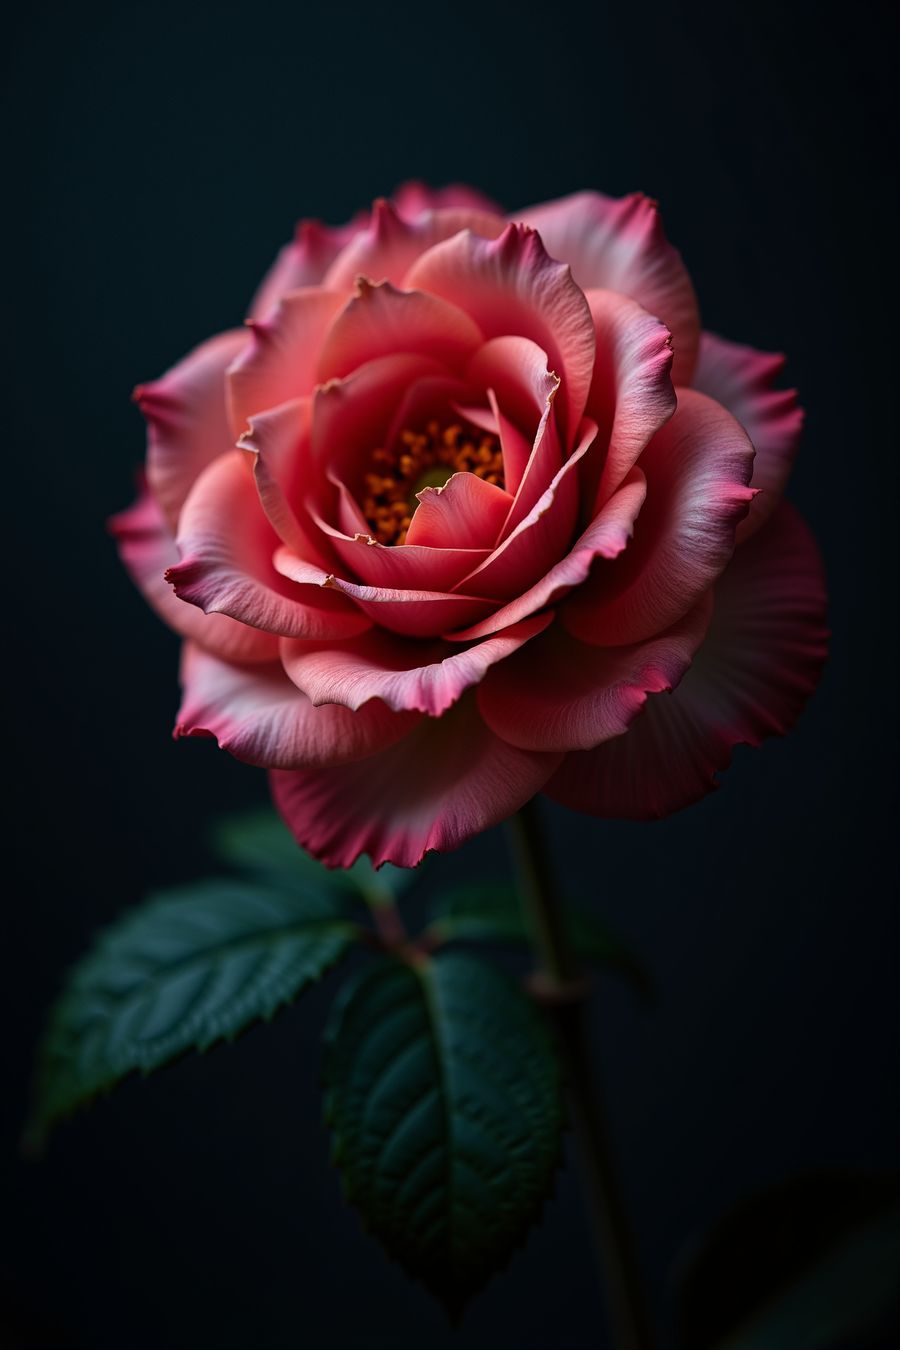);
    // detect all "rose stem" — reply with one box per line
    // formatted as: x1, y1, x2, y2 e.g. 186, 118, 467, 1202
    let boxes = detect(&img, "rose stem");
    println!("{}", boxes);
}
506, 799, 657, 1350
